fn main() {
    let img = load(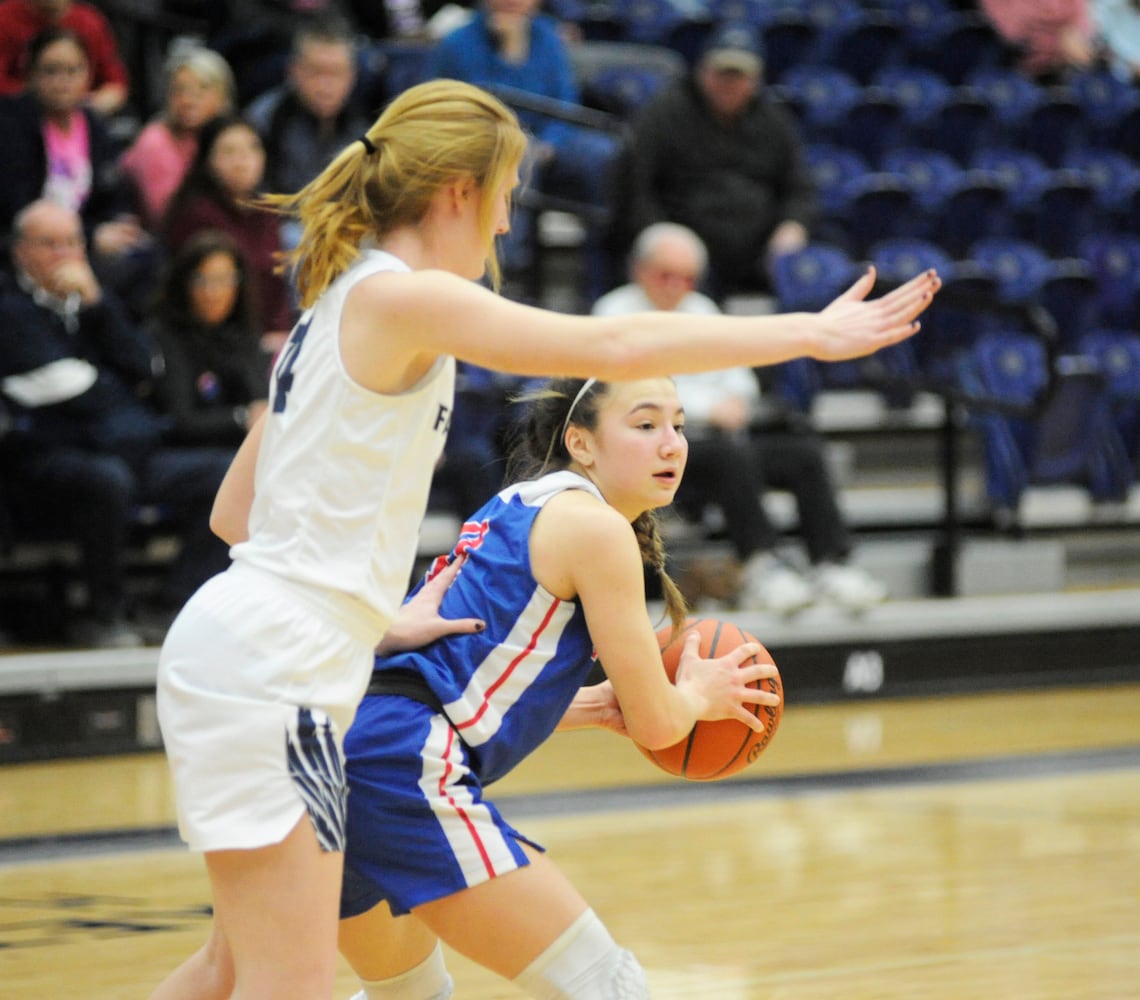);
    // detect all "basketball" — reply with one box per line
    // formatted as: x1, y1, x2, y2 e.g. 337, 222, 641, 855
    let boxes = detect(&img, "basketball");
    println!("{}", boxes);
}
636, 618, 782, 781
